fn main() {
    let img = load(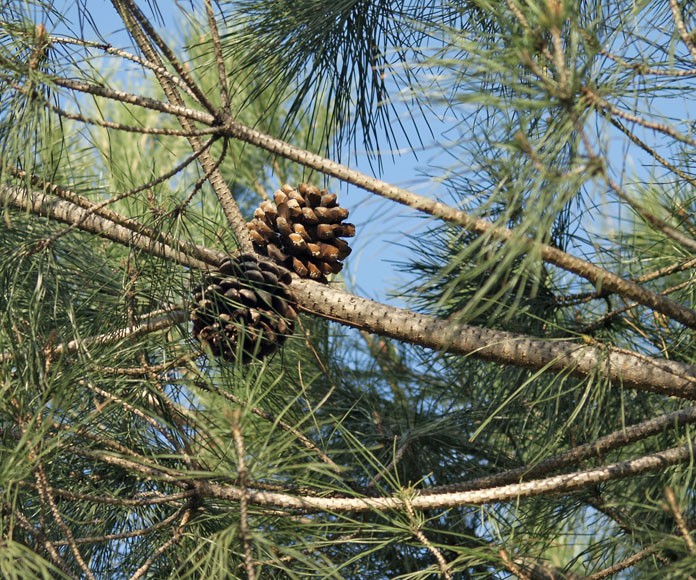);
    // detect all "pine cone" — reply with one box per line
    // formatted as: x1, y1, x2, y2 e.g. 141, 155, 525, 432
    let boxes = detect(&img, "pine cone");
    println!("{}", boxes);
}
191, 254, 296, 362
248, 183, 355, 283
